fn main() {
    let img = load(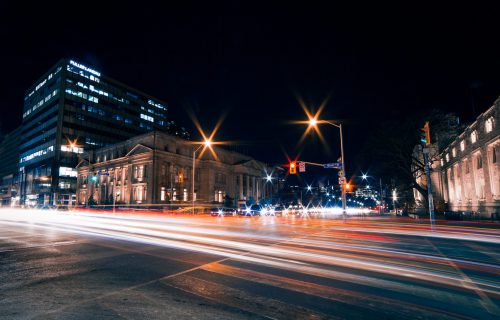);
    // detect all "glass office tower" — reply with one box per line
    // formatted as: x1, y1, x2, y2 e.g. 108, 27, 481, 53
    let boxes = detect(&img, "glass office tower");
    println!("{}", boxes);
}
19, 59, 188, 206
